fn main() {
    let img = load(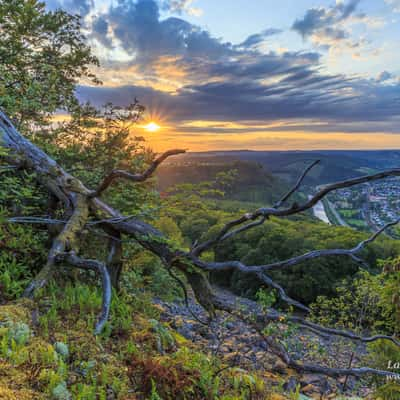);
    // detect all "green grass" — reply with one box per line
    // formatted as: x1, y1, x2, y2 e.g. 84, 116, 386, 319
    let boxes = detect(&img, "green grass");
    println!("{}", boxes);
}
347, 219, 367, 229
339, 209, 360, 218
